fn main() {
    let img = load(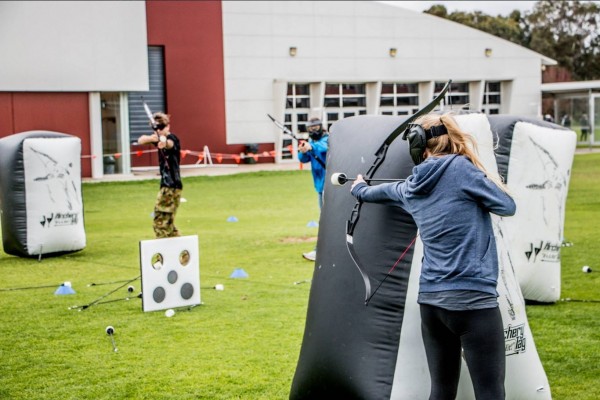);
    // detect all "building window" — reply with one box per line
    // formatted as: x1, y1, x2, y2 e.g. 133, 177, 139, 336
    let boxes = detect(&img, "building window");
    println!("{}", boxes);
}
435, 81, 470, 110
285, 83, 310, 135
324, 83, 367, 129
556, 96, 591, 142
286, 83, 310, 112
483, 81, 501, 115
380, 83, 419, 116
283, 83, 310, 159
